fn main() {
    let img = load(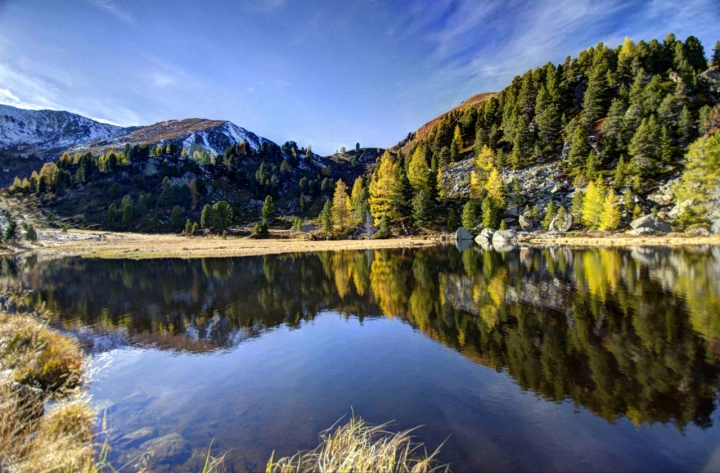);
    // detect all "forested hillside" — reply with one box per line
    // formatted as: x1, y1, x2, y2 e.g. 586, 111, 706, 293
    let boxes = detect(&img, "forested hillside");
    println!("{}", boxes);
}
2, 34, 719, 238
